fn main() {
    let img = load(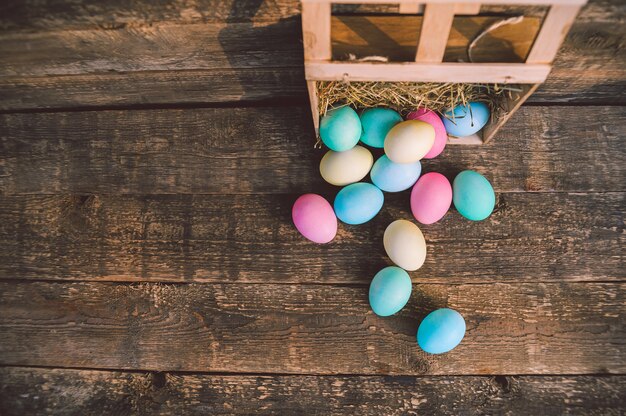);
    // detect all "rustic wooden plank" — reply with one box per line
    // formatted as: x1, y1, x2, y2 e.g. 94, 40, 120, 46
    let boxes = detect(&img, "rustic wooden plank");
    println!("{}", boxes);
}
0, 106, 623, 195
0, 69, 306, 109
0, 9, 624, 109
0, 0, 617, 33
0, 192, 622, 284
1, 368, 624, 415
0, 22, 303, 77
0, 281, 623, 374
